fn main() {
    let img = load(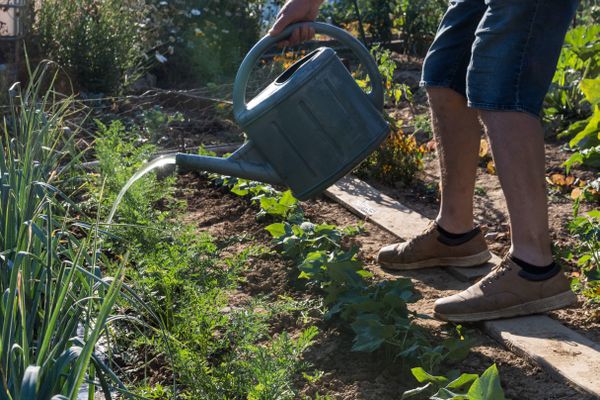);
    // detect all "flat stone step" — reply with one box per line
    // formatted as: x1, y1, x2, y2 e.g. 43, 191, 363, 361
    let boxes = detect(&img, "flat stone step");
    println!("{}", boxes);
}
484, 316, 600, 397
447, 255, 500, 282
326, 175, 600, 396
325, 175, 495, 280
325, 175, 430, 240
